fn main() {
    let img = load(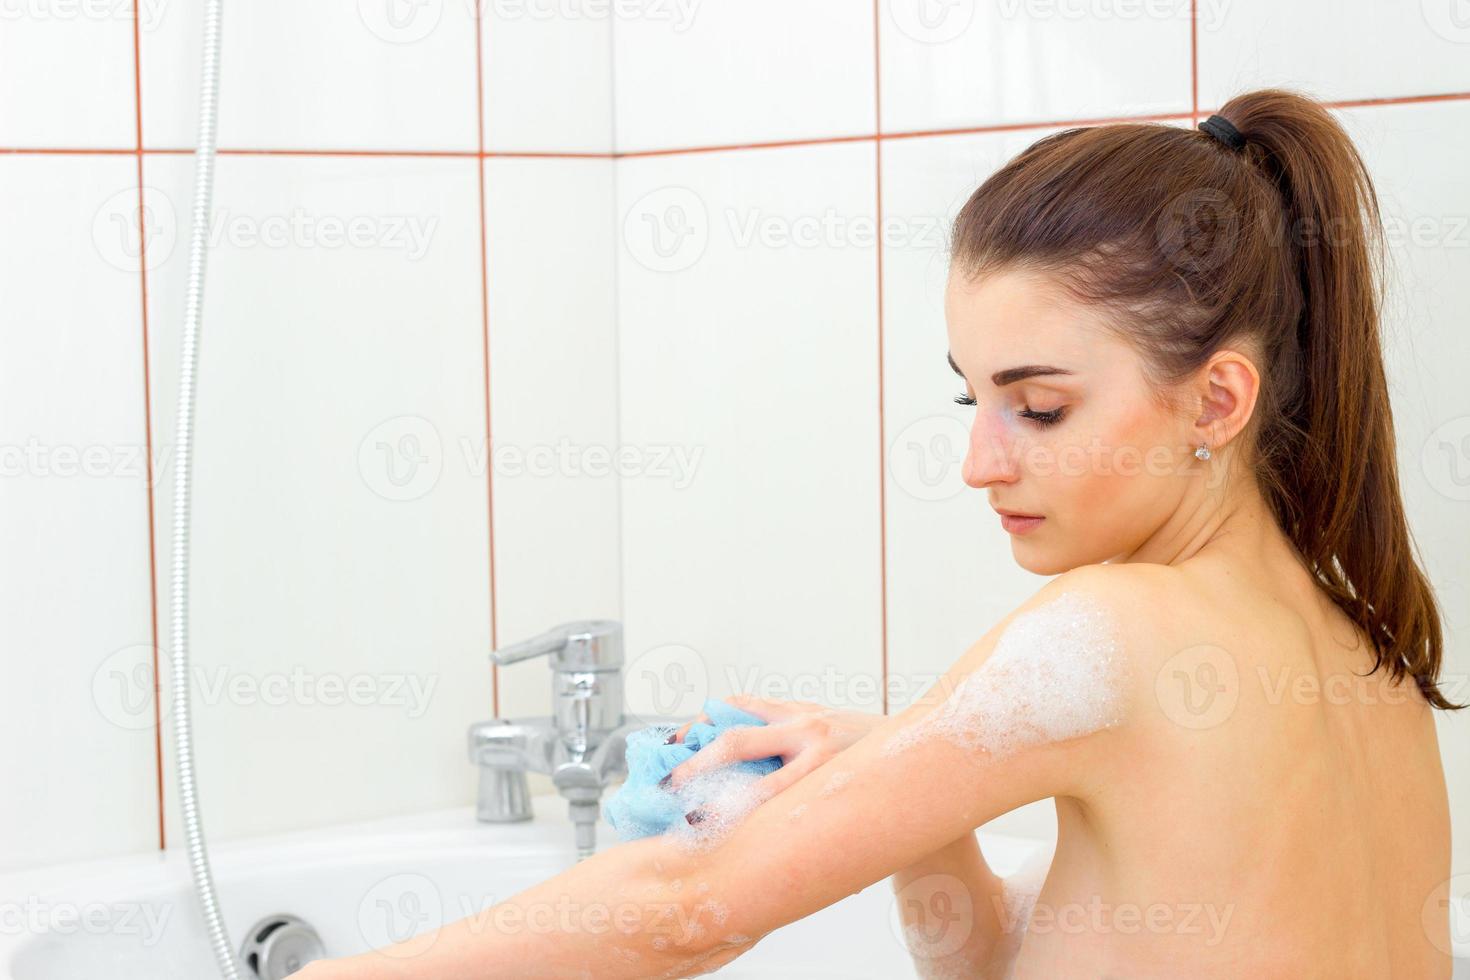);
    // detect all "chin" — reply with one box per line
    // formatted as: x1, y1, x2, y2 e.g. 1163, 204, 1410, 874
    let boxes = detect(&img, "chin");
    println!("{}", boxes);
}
1010, 542, 1073, 576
